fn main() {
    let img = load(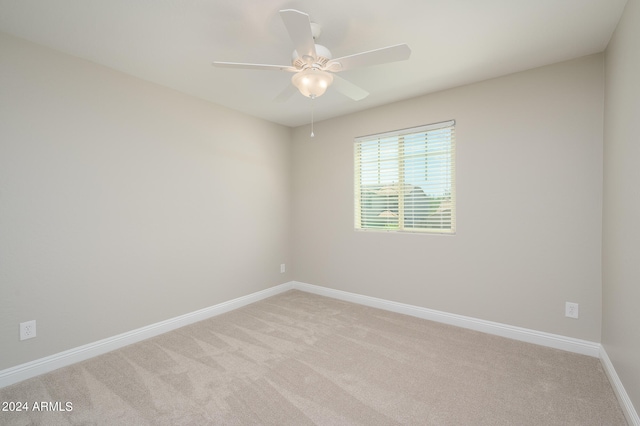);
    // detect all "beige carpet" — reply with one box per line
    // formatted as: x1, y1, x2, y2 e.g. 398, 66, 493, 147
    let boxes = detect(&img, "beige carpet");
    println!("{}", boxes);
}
0, 290, 627, 425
